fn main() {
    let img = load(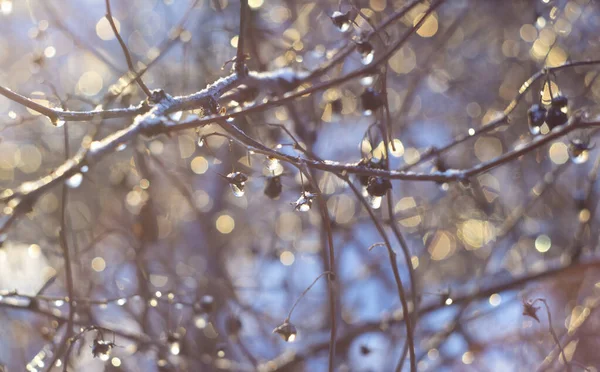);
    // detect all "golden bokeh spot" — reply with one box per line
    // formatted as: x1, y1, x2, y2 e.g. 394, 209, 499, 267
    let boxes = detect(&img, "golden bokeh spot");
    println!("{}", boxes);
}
396, 197, 421, 227
414, 12, 438, 38
191, 156, 209, 174
96, 16, 120, 41
427, 230, 455, 261
280, 251, 295, 266
535, 234, 551, 253
91, 257, 106, 272
474, 137, 502, 162
549, 142, 569, 164
216, 214, 235, 234
459, 219, 495, 249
